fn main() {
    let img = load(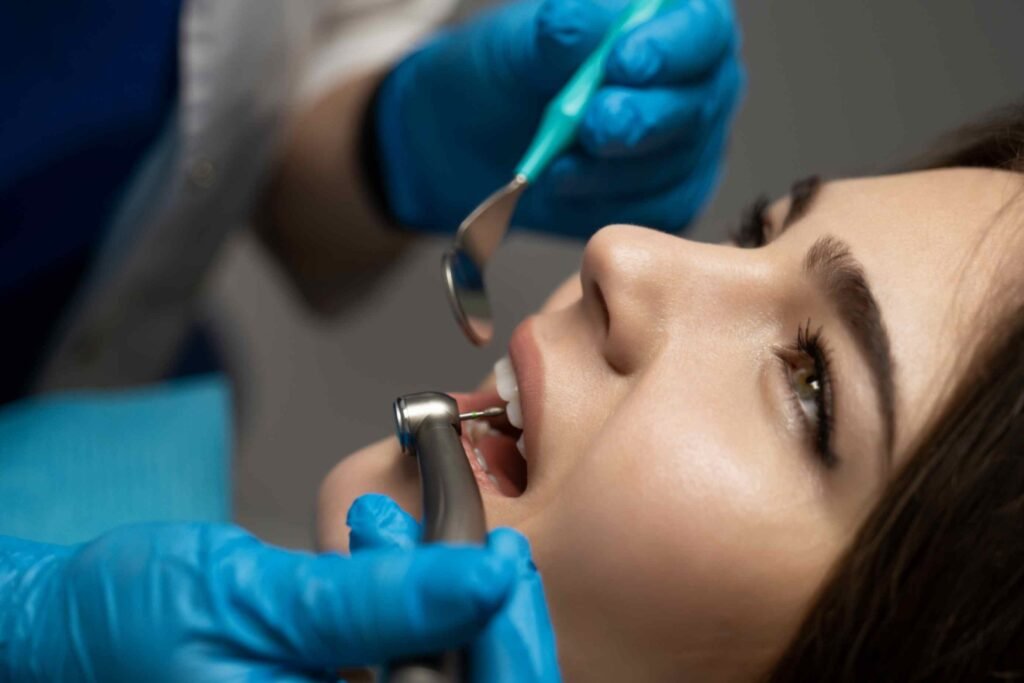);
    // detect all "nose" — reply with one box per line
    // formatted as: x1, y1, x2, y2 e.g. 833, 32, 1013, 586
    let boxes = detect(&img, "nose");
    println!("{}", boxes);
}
580, 225, 765, 374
